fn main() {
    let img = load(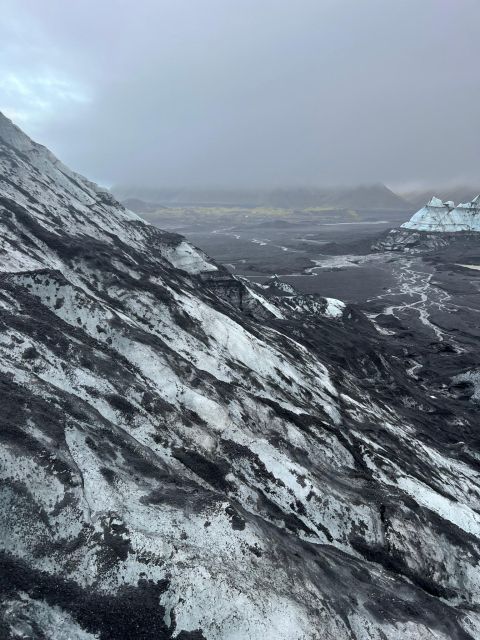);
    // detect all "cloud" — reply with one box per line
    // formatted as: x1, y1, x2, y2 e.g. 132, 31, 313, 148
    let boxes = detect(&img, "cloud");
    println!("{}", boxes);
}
1, 0, 479, 188
0, 1, 91, 134
0, 73, 90, 130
